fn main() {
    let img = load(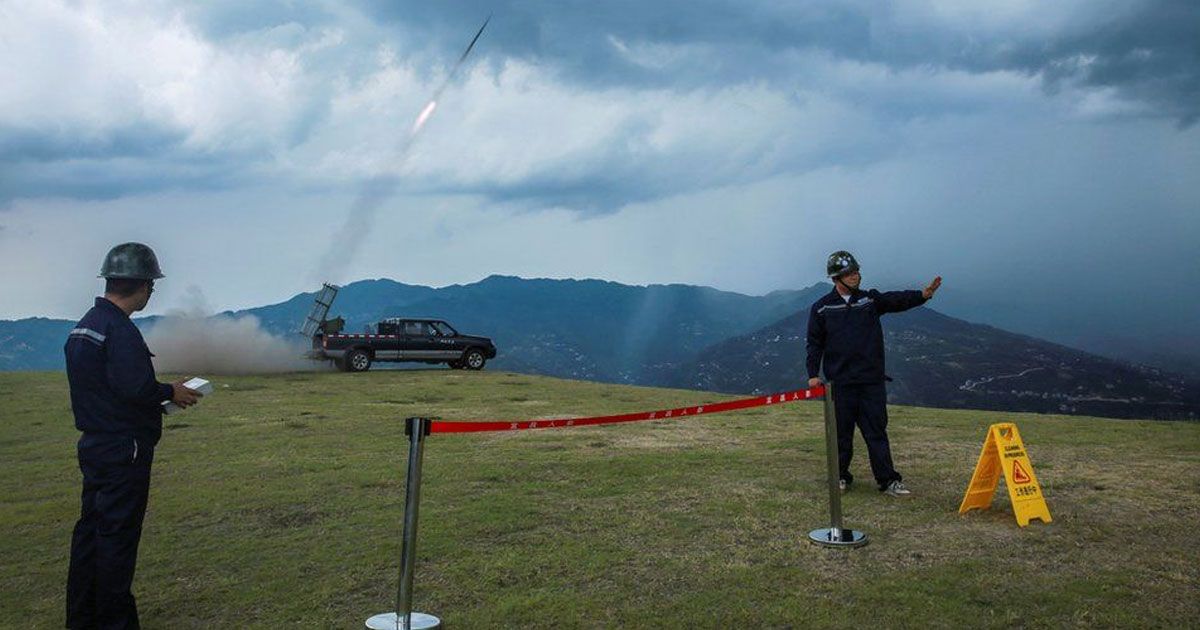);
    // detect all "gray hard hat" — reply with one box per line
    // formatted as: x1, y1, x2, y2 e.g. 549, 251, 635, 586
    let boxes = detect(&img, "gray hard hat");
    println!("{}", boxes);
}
98, 243, 165, 280
826, 250, 860, 278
